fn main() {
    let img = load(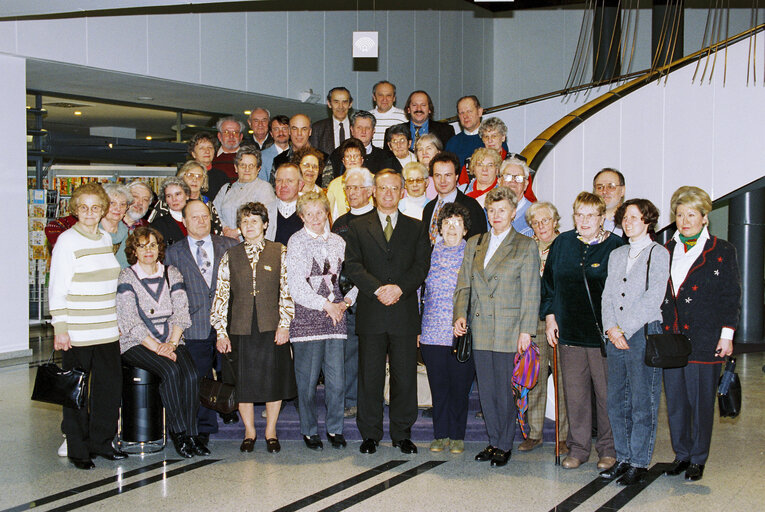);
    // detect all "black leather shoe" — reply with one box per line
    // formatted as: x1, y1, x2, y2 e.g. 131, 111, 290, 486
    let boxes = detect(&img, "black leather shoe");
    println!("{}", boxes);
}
664, 459, 690, 476
392, 439, 417, 454
91, 449, 129, 461
359, 439, 379, 454
170, 431, 194, 458
304, 435, 324, 451
189, 436, 211, 456
475, 445, 496, 462
220, 411, 239, 424
69, 457, 95, 470
490, 448, 511, 467
617, 466, 647, 486
240, 438, 255, 453
198, 433, 210, 444
685, 463, 705, 481
266, 438, 281, 453
600, 461, 631, 480
327, 433, 347, 449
